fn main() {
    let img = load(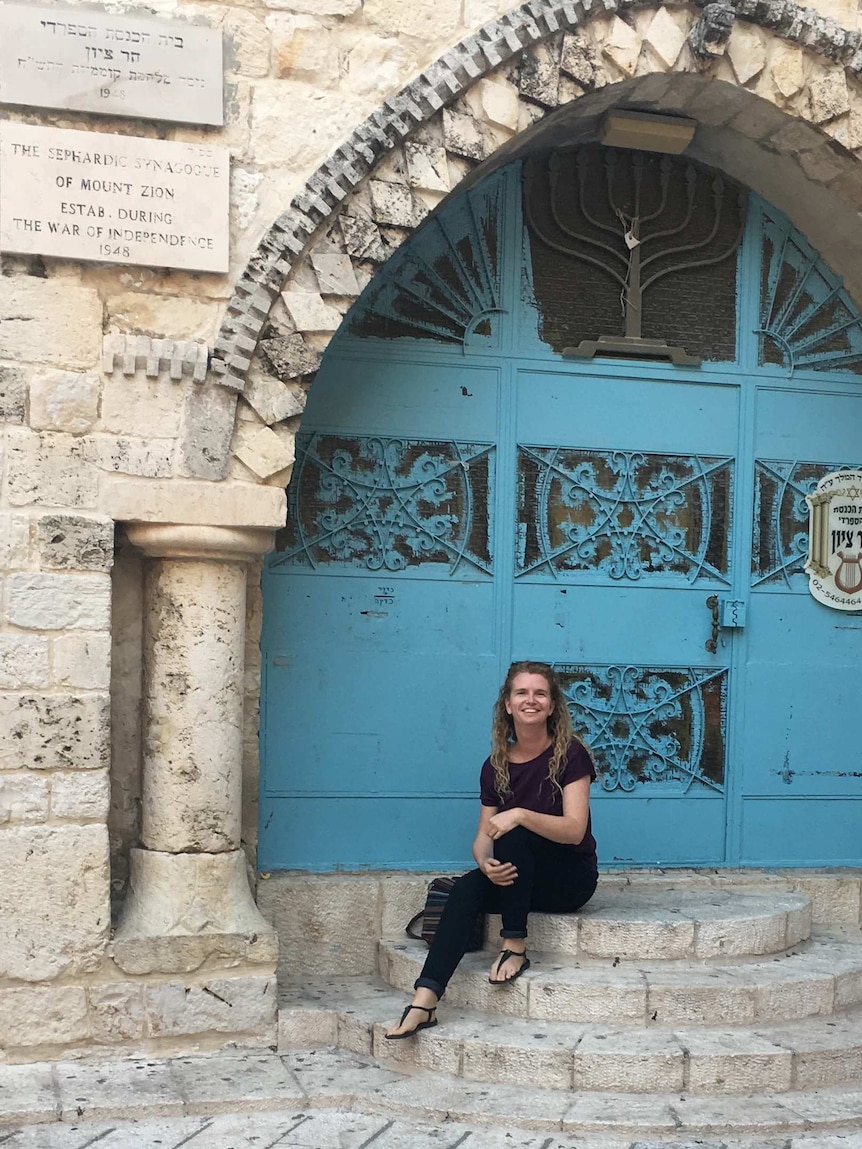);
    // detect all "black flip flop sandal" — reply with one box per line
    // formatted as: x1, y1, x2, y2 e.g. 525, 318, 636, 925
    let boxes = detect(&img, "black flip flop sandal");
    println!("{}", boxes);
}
489, 948, 530, 984
384, 1003, 438, 1040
